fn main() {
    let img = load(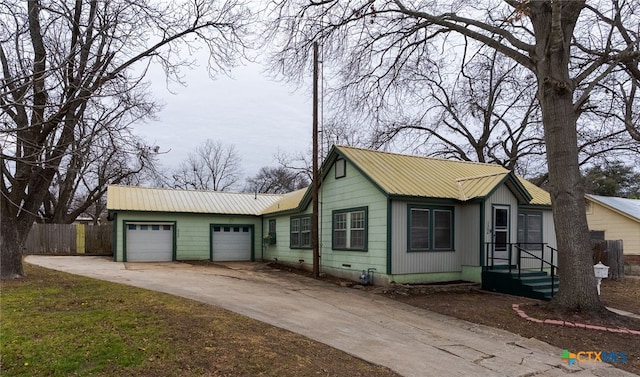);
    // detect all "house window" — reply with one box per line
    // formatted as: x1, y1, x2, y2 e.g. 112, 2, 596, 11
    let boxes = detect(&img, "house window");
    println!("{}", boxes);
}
300, 217, 311, 247
290, 216, 311, 249
332, 207, 368, 251
408, 205, 454, 251
433, 210, 452, 249
350, 211, 365, 249
334, 213, 347, 249
410, 209, 429, 250
517, 212, 542, 250
335, 159, 346, 179
290, 218, 300, 247
267, 219, 277, 244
